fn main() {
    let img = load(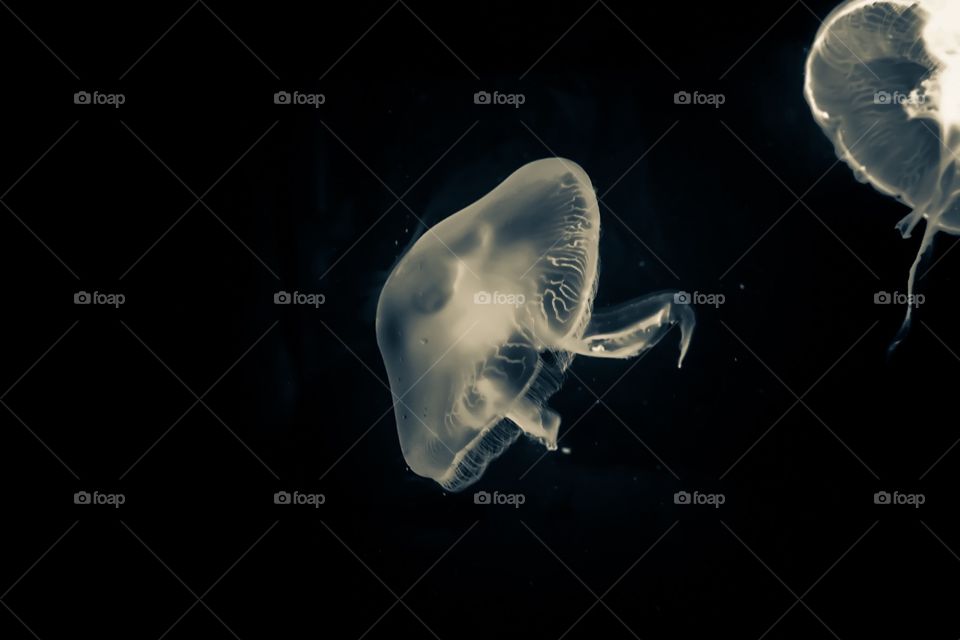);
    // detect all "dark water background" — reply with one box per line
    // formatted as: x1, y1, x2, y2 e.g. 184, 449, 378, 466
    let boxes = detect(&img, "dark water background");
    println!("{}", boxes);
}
2, 1, 958, 637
